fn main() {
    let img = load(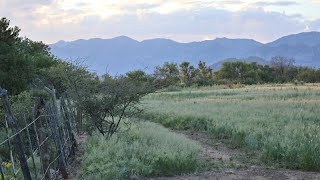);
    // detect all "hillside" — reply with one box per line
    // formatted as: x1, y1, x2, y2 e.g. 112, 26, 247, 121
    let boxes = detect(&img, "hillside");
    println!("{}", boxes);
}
50, 32, 320, 75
